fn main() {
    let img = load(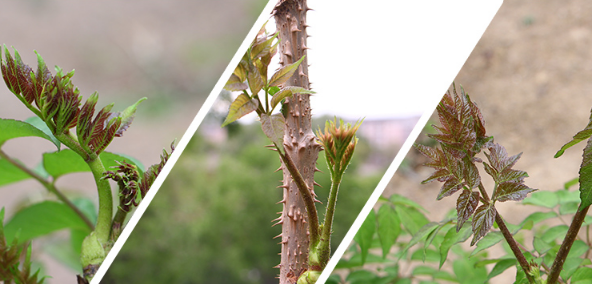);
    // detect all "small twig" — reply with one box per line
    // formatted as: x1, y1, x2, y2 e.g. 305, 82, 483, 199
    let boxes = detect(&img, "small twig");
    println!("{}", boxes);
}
547, 204, 591, 284
495, 212, 535, 283
0, 149, 94, 230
